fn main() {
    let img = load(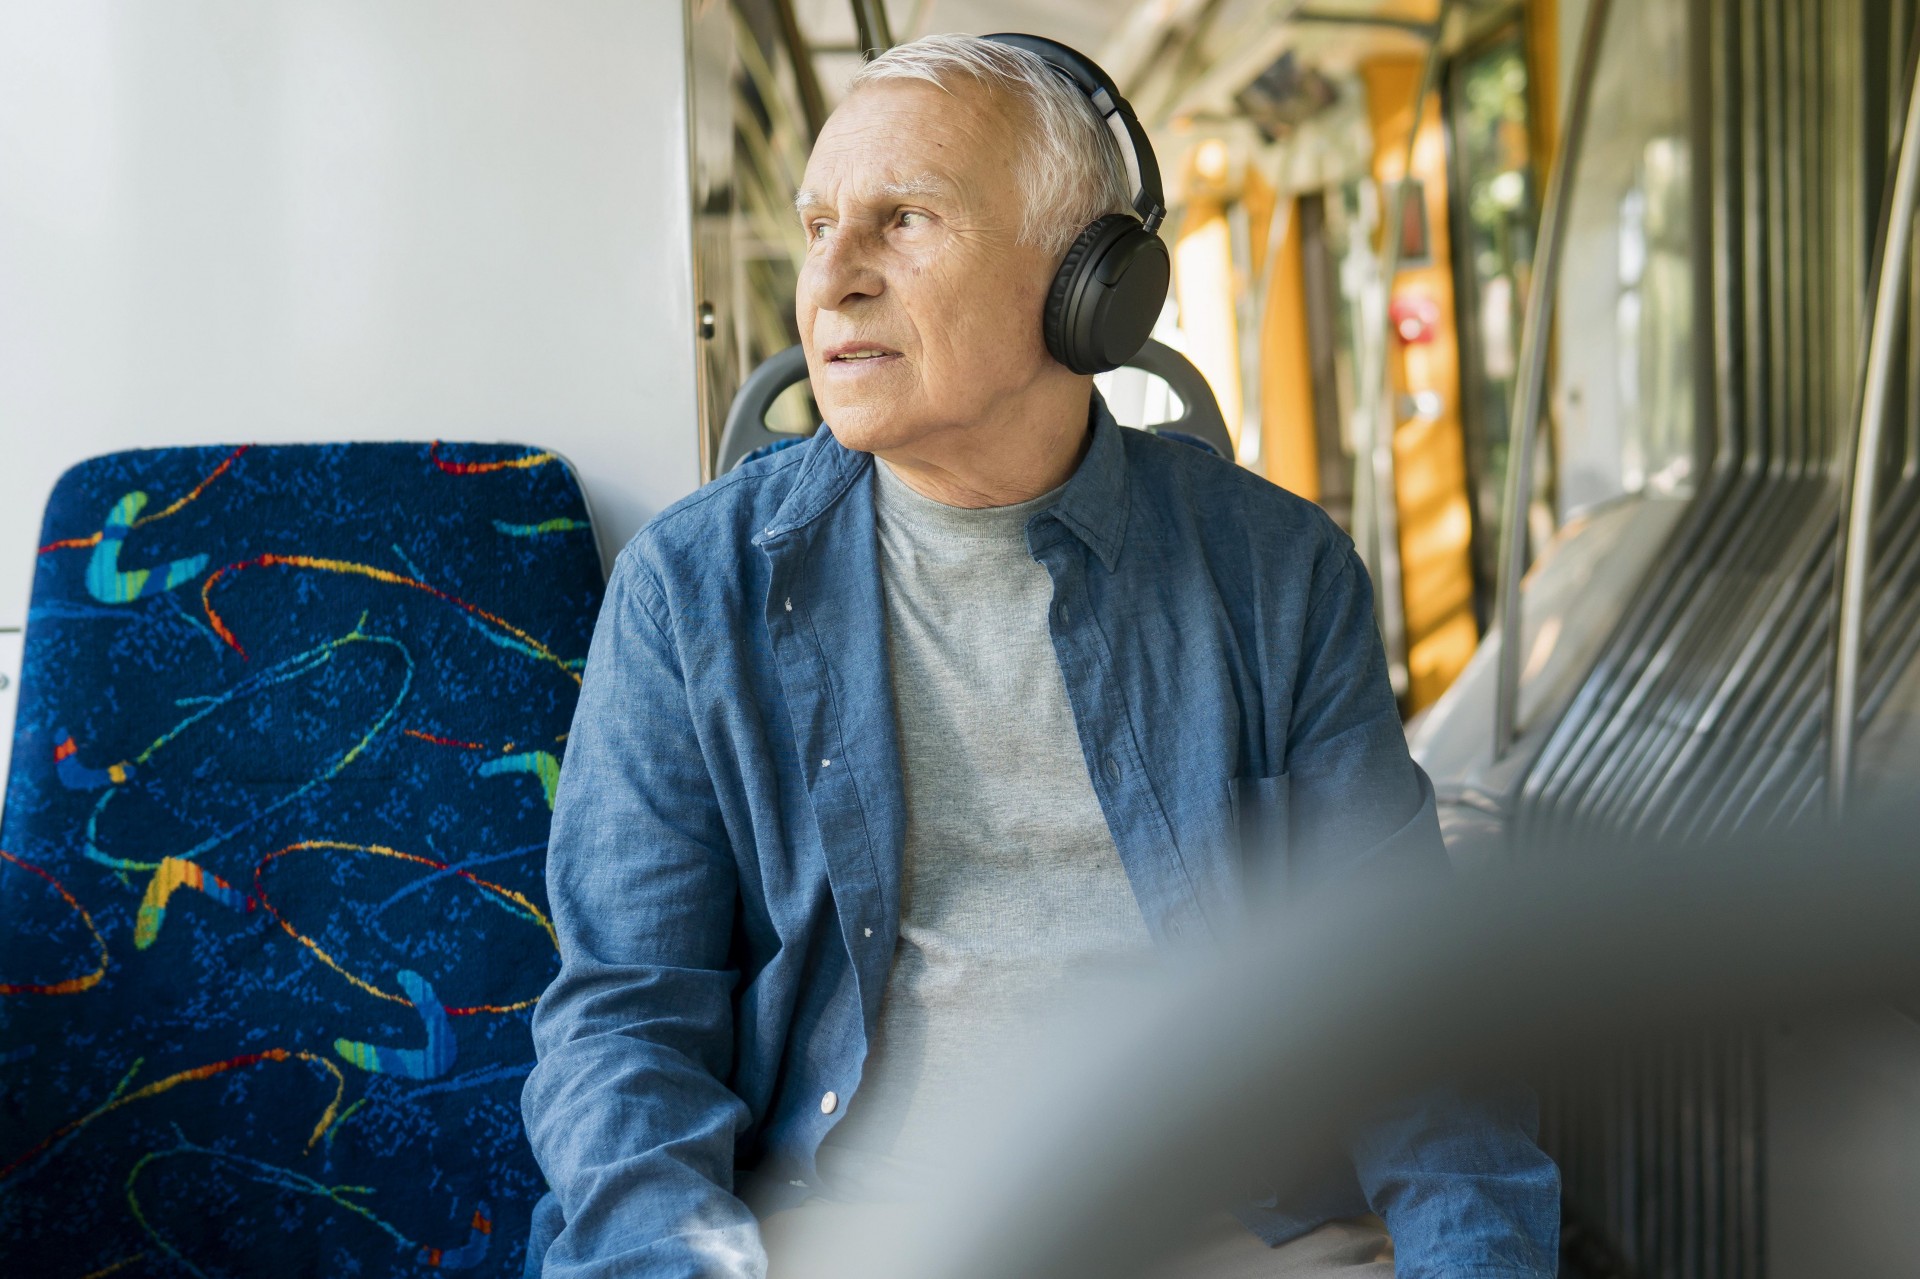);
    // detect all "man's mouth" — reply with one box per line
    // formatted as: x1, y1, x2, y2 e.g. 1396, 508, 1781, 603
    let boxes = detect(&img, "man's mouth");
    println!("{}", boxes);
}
824, 343, 903, 366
